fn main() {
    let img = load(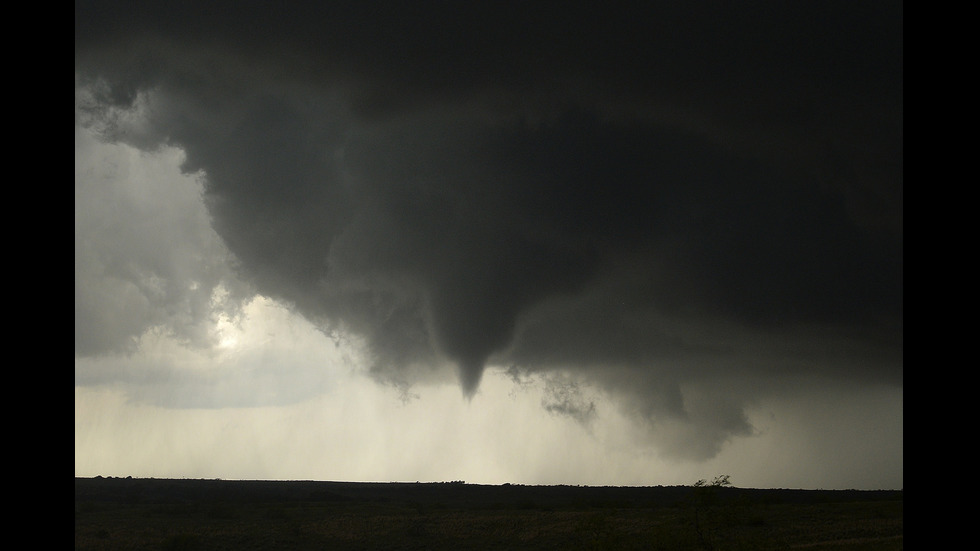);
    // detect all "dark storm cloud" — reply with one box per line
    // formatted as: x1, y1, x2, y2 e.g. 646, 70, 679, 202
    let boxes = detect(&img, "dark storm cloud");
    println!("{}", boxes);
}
75, 2, 902, 457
